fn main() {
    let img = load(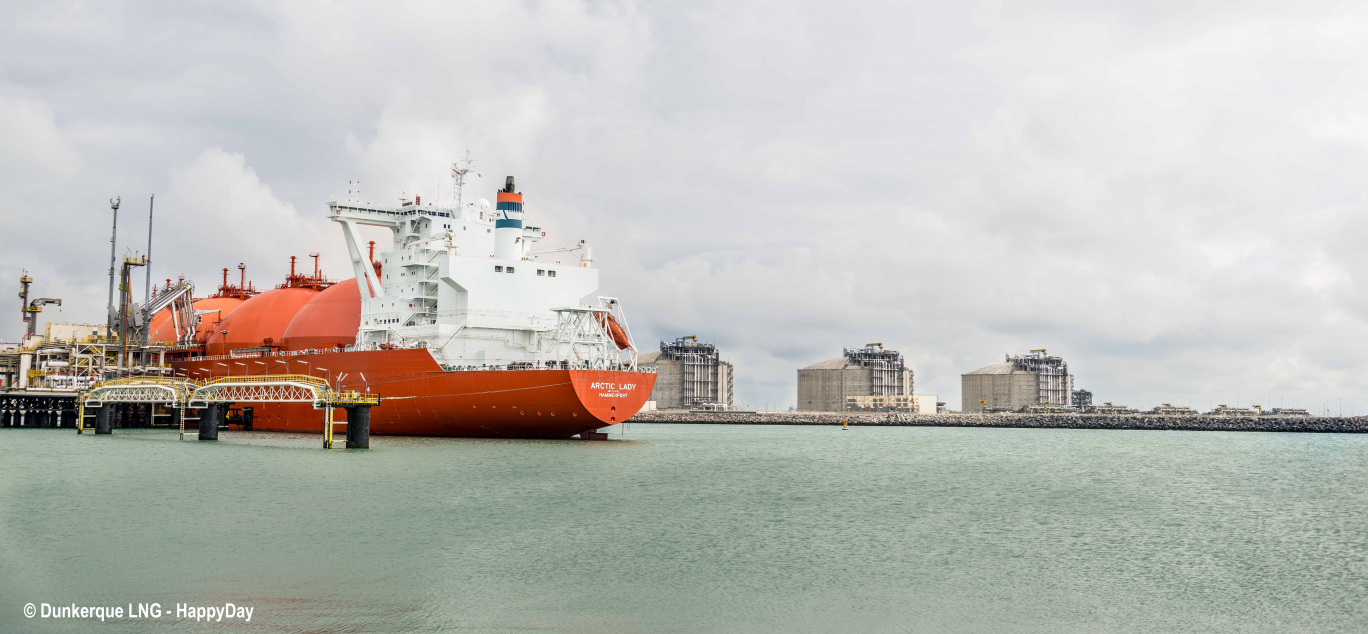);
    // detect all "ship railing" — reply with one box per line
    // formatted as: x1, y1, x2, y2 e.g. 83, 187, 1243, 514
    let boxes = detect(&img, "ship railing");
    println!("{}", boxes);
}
184, 347, 353, 363
184, 348, 654, 375
434, 361, 657, 373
